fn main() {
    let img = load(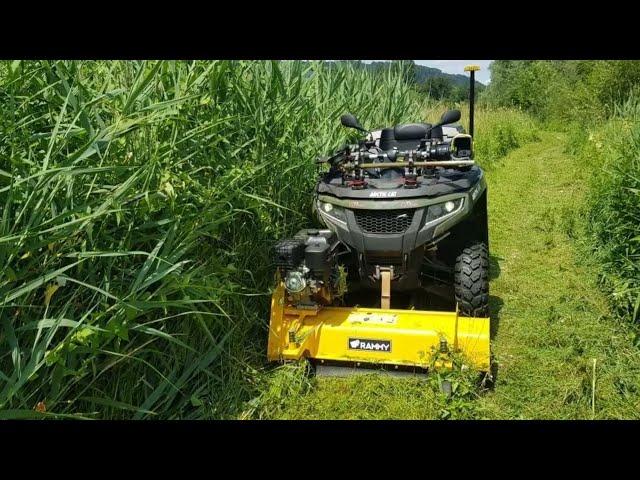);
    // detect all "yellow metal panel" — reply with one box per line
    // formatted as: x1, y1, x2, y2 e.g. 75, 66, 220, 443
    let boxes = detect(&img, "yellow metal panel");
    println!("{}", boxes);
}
267, 285, 490, 371
464, 65, 481, 72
